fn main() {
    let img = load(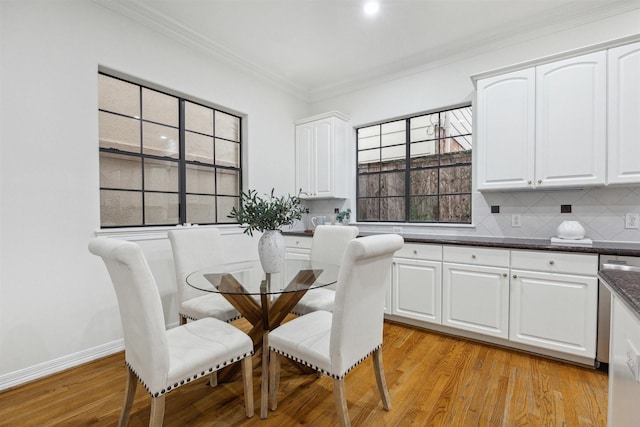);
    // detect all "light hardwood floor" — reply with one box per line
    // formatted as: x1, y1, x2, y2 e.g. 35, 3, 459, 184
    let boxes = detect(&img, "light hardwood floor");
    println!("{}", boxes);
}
0, 319, 608, 426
